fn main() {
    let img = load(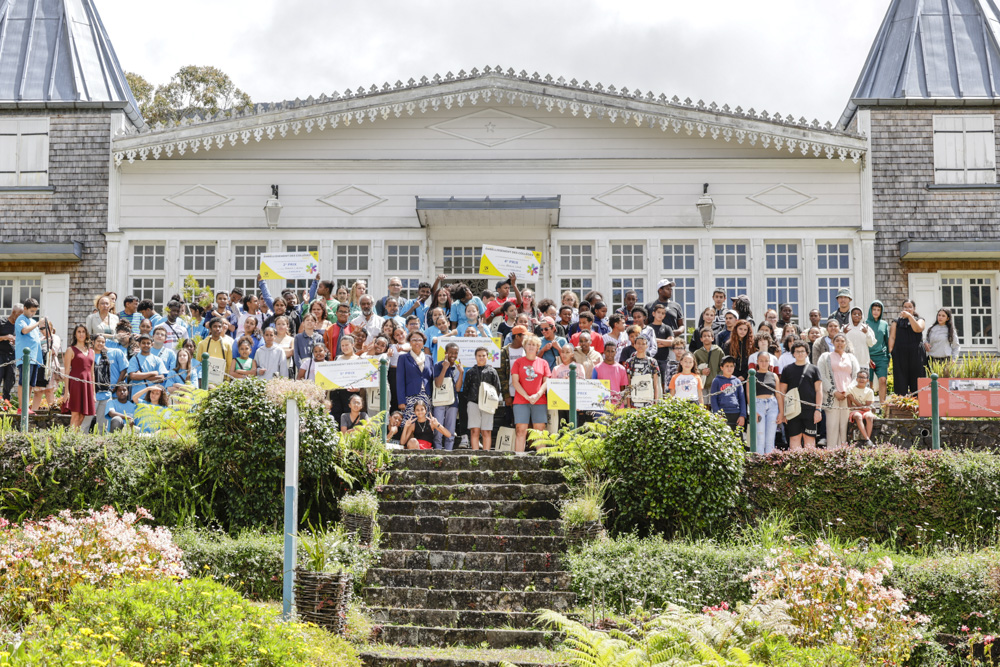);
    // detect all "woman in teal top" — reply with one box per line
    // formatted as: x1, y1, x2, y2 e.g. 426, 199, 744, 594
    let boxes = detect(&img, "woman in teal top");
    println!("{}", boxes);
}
866, 300, 891, 405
